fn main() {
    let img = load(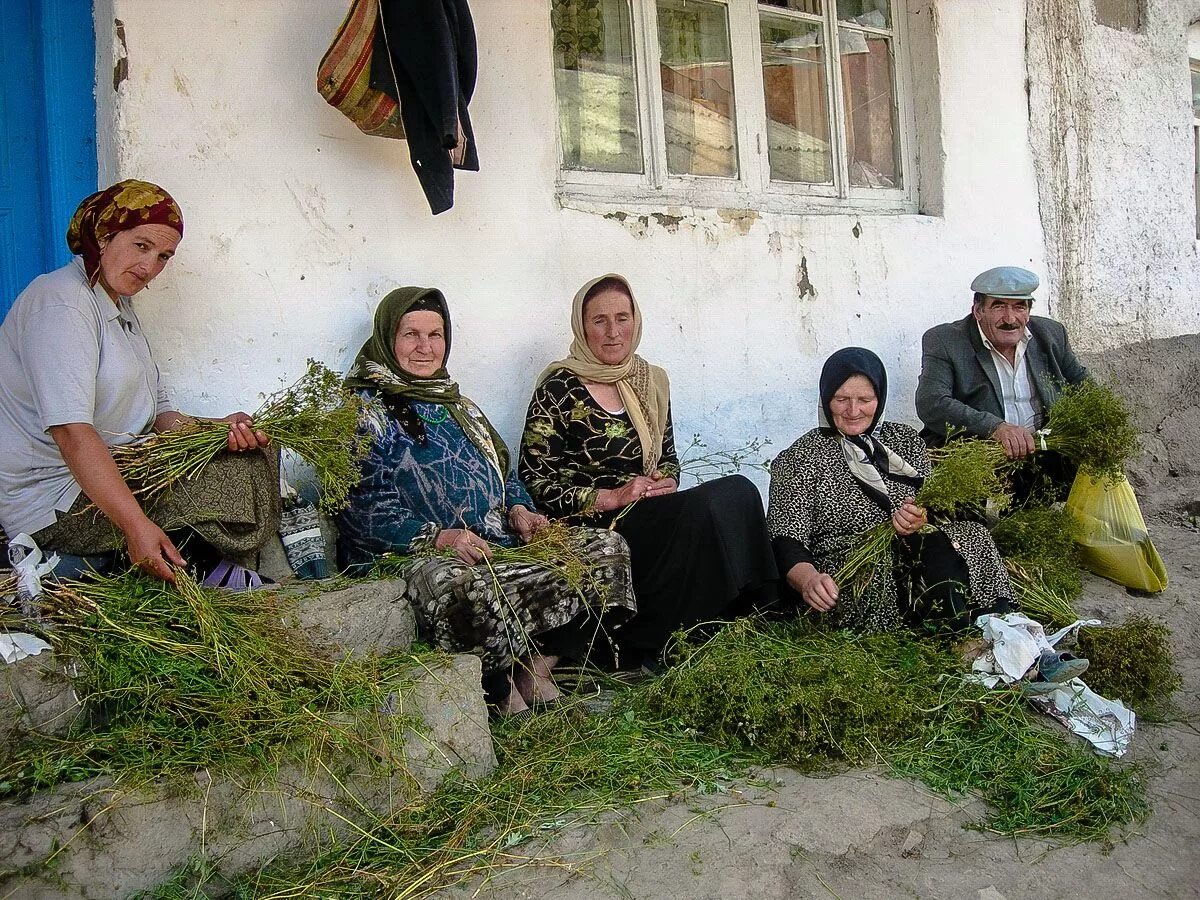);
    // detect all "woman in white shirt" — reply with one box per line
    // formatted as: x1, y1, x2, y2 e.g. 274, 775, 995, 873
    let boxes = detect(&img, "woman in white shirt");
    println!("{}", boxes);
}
0, 180, 277, 584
